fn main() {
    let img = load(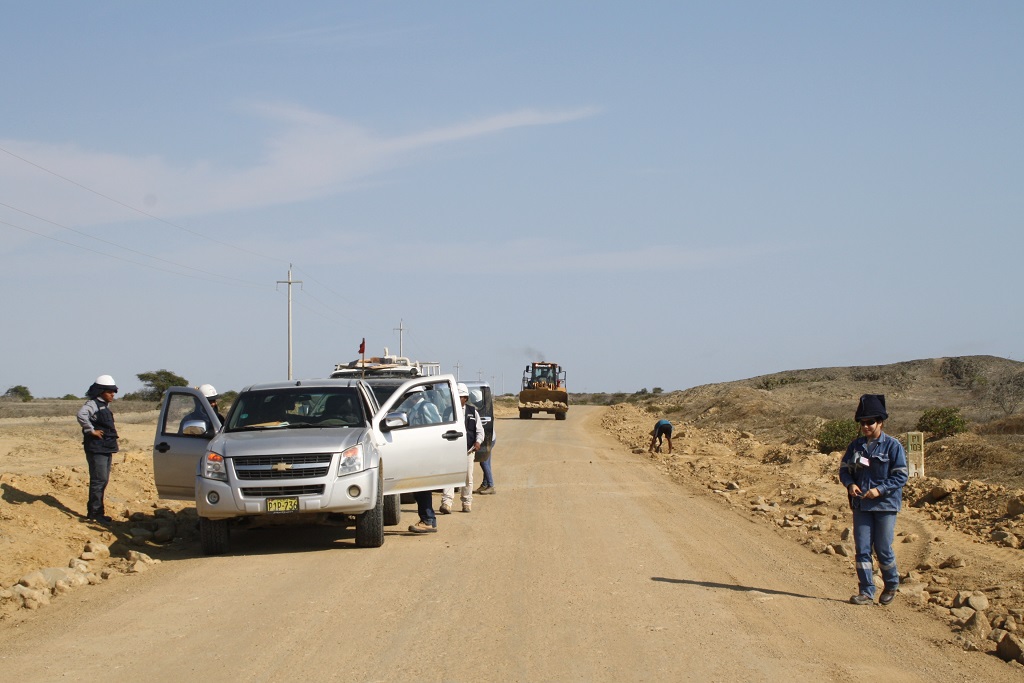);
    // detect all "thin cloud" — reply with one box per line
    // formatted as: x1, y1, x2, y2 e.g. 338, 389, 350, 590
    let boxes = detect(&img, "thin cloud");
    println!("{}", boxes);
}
0, 103, 599, 228
299, 236, 781, 275
388, 107, 602, 150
